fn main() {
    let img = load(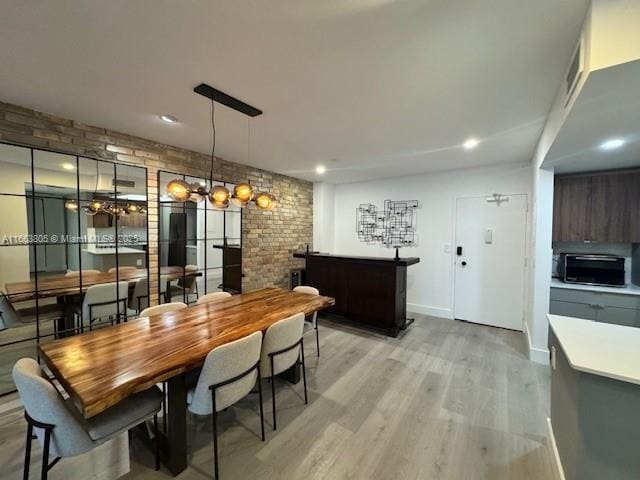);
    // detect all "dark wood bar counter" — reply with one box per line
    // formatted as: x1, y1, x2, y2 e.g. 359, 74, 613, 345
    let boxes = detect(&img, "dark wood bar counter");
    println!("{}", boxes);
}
293, 252, 419, 336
